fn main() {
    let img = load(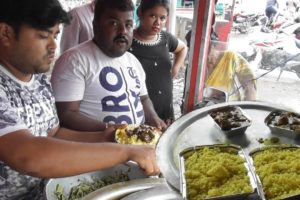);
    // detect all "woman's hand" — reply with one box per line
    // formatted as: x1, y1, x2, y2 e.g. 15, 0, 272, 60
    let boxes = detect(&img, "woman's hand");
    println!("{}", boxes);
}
171, 67, 180, 79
